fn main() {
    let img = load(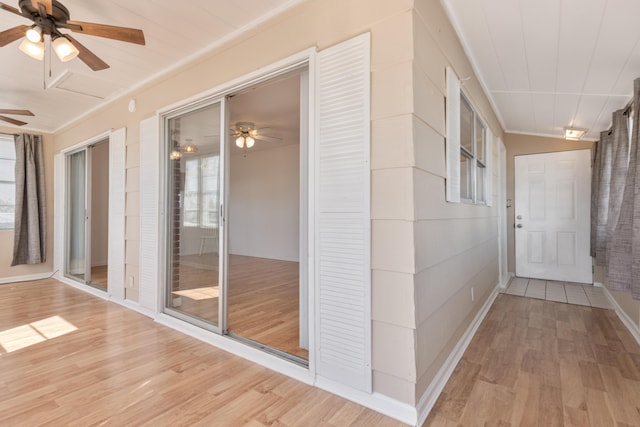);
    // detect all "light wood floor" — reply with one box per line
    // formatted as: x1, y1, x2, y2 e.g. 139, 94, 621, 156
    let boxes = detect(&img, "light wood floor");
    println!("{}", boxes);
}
90, 265, 108, 290
172, 254, 308, 360
0, 279, 404, 426
424, 294, 640, 426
